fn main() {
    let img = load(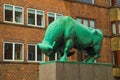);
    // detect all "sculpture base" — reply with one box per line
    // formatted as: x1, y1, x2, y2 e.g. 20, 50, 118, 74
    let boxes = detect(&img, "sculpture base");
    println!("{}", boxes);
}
39, 61, 114, 80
